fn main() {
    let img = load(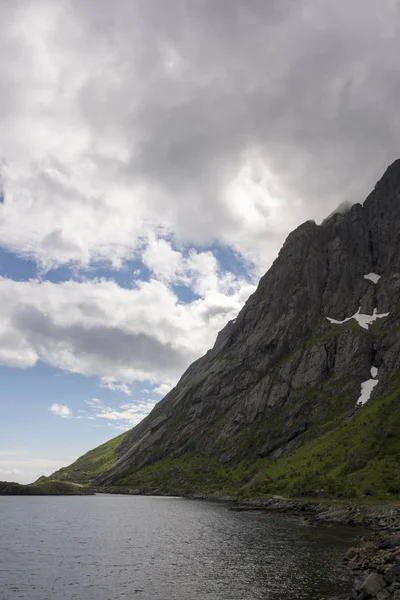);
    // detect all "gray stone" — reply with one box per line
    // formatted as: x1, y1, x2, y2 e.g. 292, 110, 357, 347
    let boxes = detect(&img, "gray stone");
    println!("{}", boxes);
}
385, 565, 400, 584
359, 573, 386, 598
